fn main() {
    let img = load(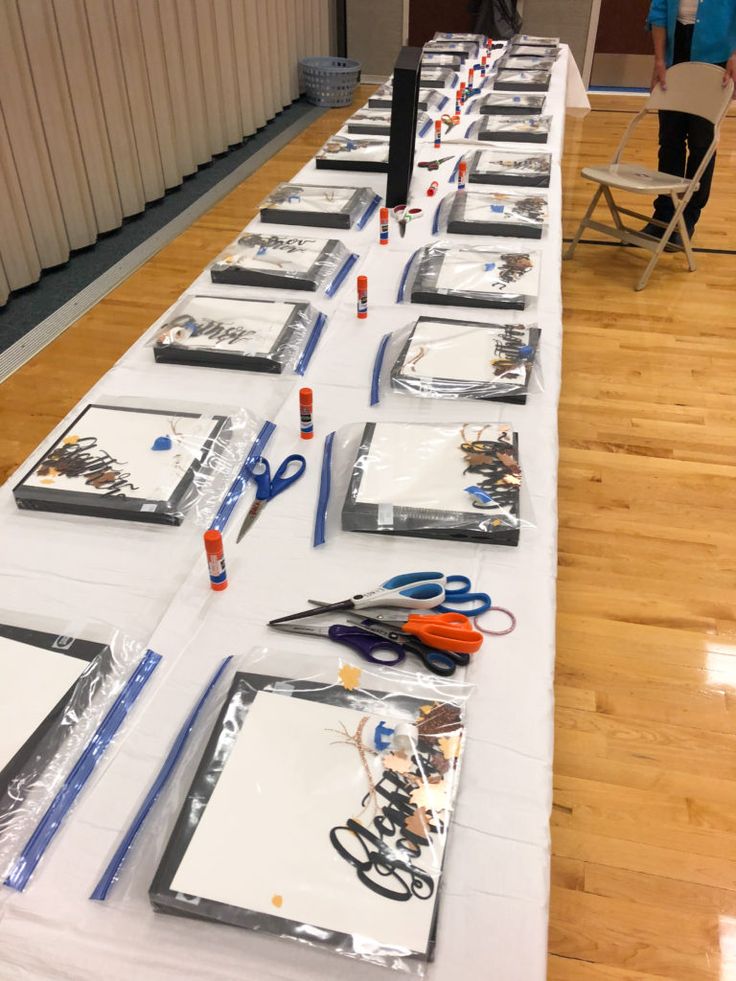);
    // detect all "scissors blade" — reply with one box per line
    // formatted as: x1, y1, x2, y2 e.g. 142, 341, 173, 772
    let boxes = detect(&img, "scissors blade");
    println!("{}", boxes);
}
236, 498, 267, 543
268, 620, 329, 637
268, 598, 354, 626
